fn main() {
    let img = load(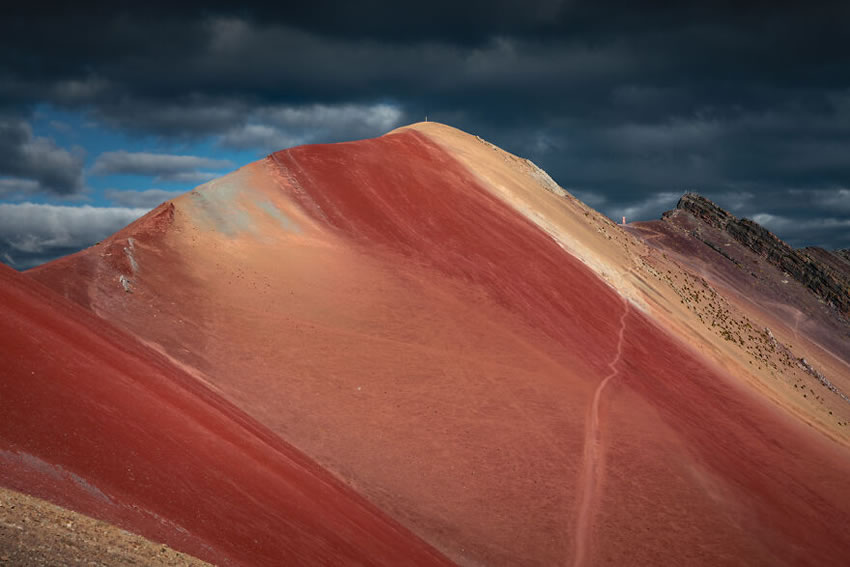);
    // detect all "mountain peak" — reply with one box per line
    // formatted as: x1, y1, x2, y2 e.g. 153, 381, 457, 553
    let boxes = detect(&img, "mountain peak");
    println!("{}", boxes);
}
5, 125, 850, 567
672, 192, 735, 229
666, 192, 850, 316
